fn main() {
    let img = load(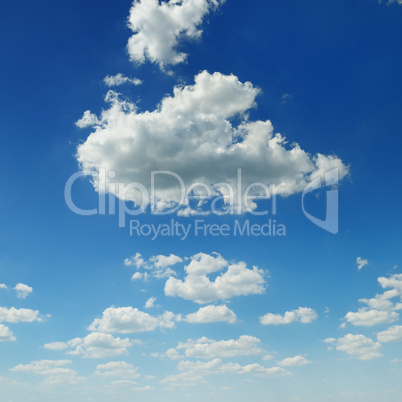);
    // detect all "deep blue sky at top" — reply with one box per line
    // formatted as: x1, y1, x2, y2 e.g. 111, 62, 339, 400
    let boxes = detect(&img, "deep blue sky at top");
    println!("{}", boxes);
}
0, 0, 401, 345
